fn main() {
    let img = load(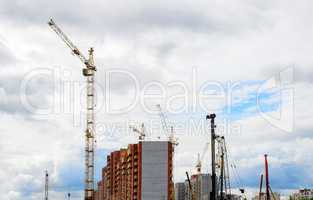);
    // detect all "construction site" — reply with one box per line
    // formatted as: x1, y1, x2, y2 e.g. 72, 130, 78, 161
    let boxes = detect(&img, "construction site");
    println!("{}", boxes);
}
43, 18, 300, 200
1, 0, 313, 199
